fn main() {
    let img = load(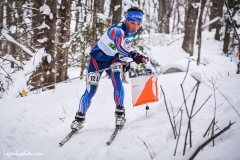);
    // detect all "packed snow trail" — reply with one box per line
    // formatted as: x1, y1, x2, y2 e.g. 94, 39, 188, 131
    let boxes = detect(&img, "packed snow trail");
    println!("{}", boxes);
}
1, 73, 240, 160
0, 77, 170, 160
1, 31, 240, 159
